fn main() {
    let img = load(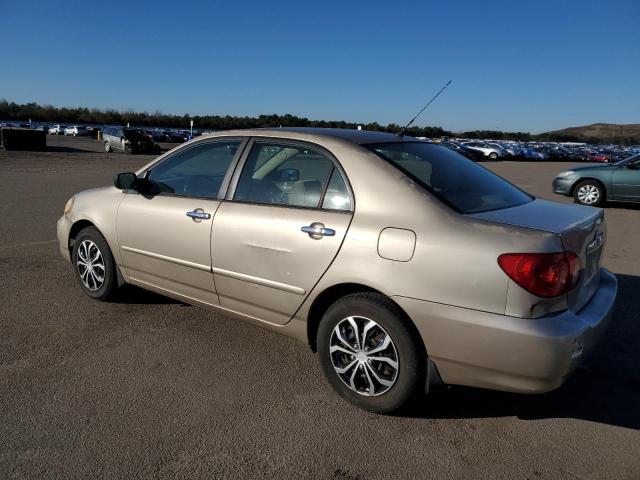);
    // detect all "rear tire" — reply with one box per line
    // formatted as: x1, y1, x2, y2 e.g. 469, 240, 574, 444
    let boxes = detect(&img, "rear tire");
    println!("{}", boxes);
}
488, 152, 498, 160
104, 141, 111, 152
71, 226, 118, 301
317, 293, 426, 414
573, 180, 604, 207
